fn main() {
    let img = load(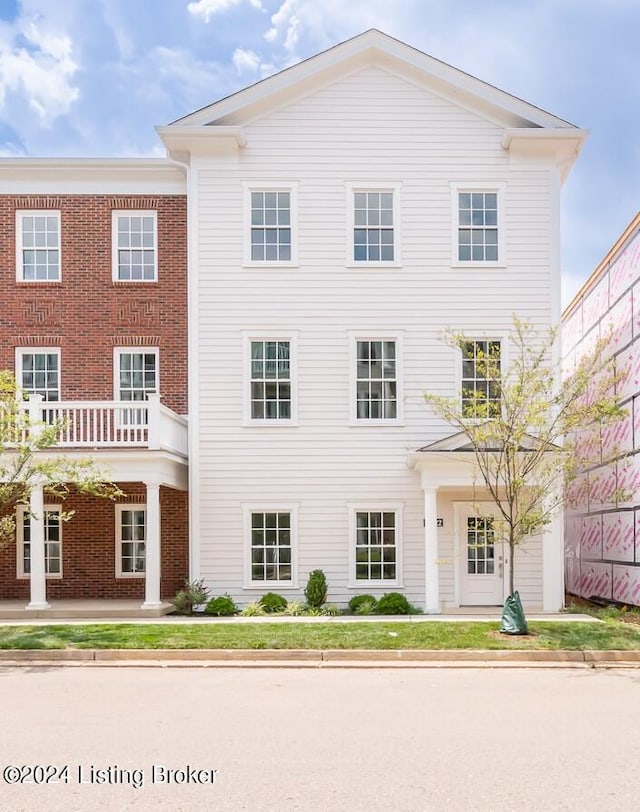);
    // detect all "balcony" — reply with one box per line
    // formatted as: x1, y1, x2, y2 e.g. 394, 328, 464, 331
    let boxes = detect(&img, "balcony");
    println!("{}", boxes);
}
6, 393, 188, 457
